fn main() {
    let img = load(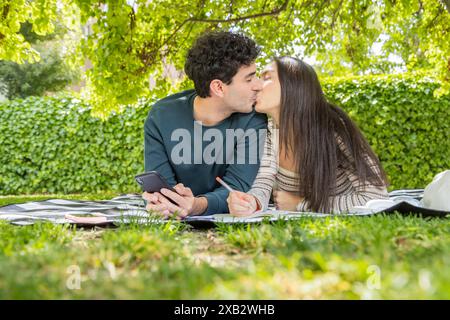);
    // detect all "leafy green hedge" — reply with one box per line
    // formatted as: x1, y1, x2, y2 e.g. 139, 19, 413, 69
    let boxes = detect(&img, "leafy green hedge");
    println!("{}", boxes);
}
0, 73, 449, 195
0, 96, 149, 195
323, 73, 450, 190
